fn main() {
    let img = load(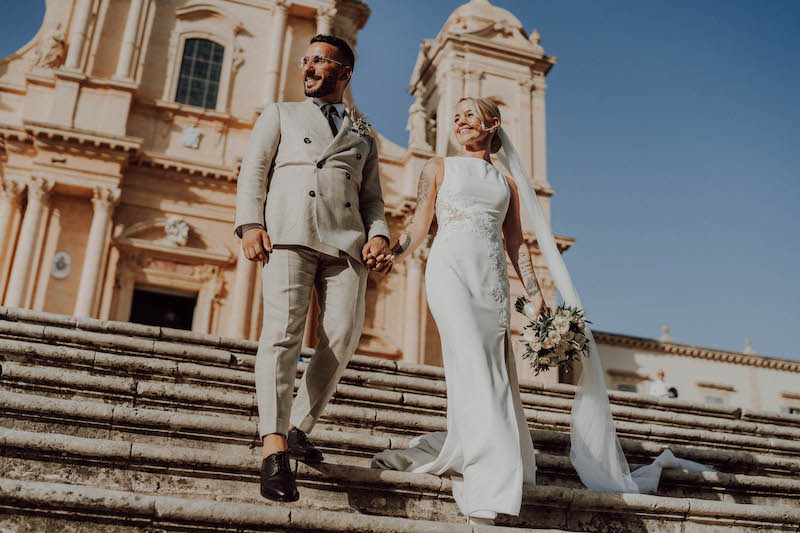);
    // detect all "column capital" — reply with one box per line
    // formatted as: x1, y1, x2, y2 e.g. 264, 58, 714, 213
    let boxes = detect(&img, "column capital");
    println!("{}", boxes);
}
531, 72, 547, 94
0, 178, 25, 204
90, 186, 121, 212
518, 76, 536, 92
317, 5, 337, 19
272, 0, 291, 14
26, 177, 54, 204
